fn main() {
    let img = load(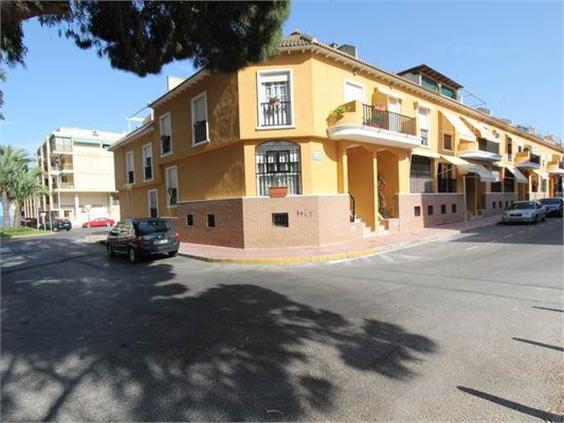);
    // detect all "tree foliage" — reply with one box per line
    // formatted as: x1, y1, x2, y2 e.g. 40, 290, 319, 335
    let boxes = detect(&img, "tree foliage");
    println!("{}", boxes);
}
0, 145, 32, 228
1, 1, 290, 75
